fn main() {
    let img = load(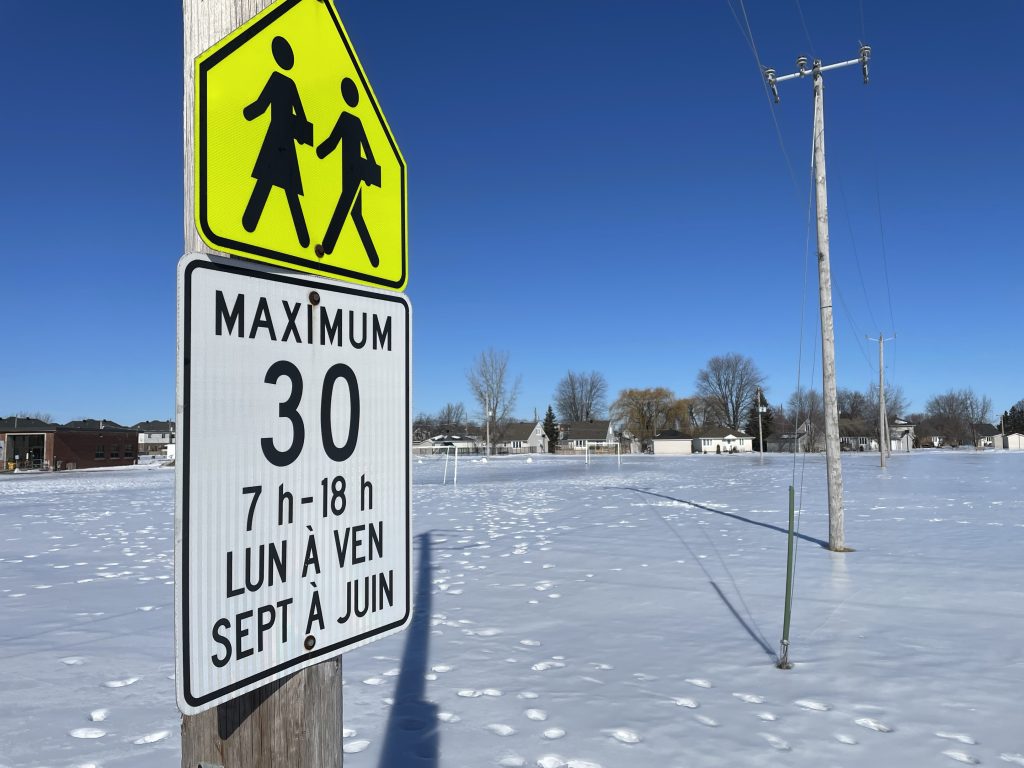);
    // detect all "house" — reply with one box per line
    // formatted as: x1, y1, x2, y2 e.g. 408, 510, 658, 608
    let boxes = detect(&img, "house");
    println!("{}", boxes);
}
973, 423, 1000, 449
494, 421, 548, 454
693, 426, 754, 454
557, 420, 615, 451
888, 417, 916, 452
650, 429, 693, 455
134, 420, 175, 456
1, 417, 139, 471
412, 433, 481, 456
